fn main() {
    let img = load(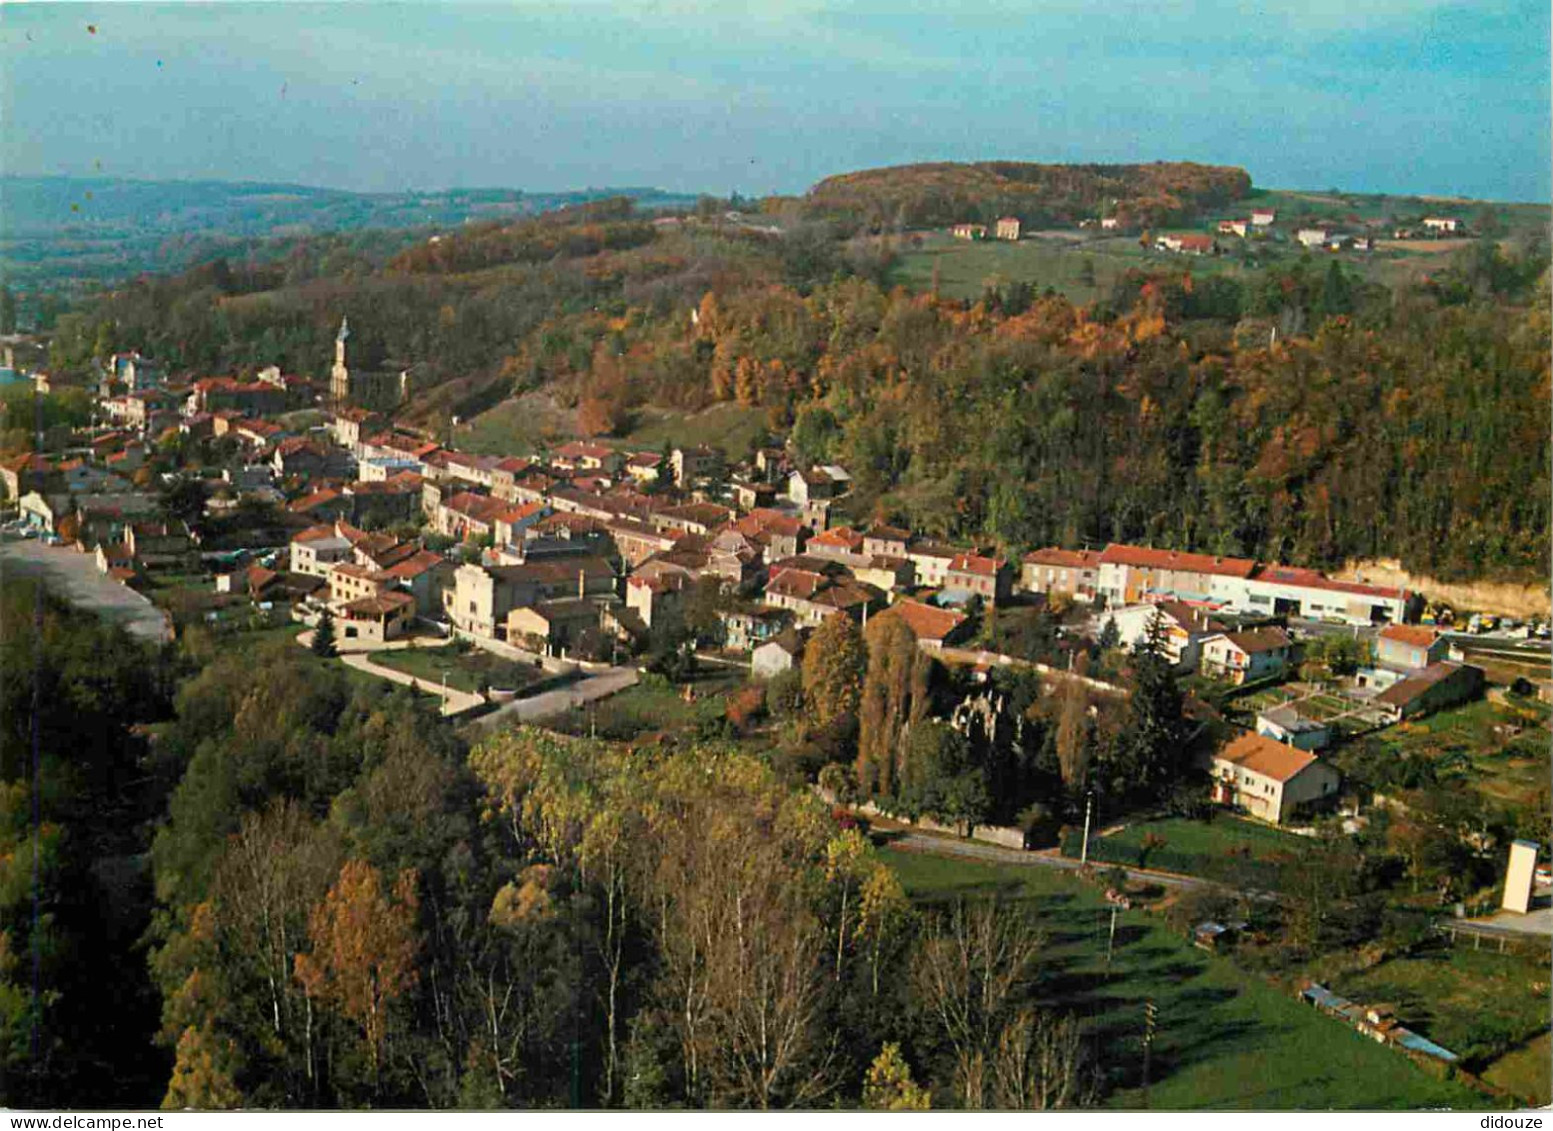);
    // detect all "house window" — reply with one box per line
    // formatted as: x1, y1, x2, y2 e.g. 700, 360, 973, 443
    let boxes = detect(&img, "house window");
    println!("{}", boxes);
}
469, 600, 477, 613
